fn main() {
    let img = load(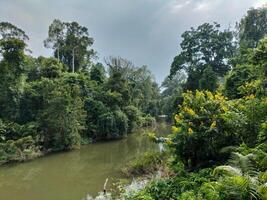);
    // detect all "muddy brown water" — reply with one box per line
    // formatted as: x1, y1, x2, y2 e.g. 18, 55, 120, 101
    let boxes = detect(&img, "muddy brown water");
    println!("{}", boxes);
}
0, 125, 169, 200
